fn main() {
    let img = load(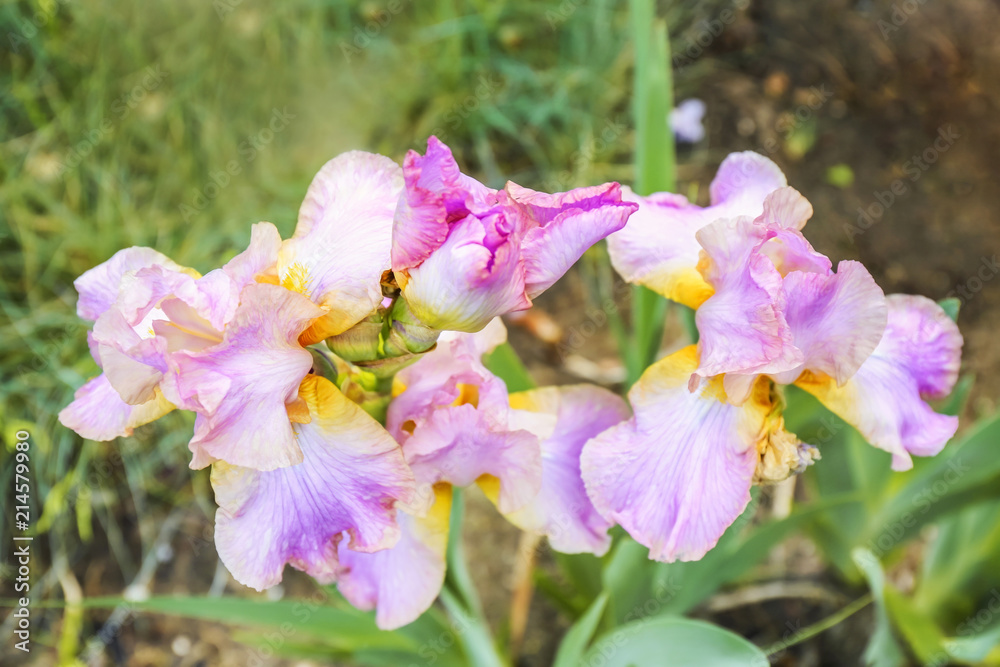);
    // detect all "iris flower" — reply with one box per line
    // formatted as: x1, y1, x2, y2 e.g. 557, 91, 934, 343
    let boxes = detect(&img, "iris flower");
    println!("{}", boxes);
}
336, 320, 629, 629
585, 152, 962, 561
391, 137, 637, 332
60, 151, 421, 589
59, 138, 638, 601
